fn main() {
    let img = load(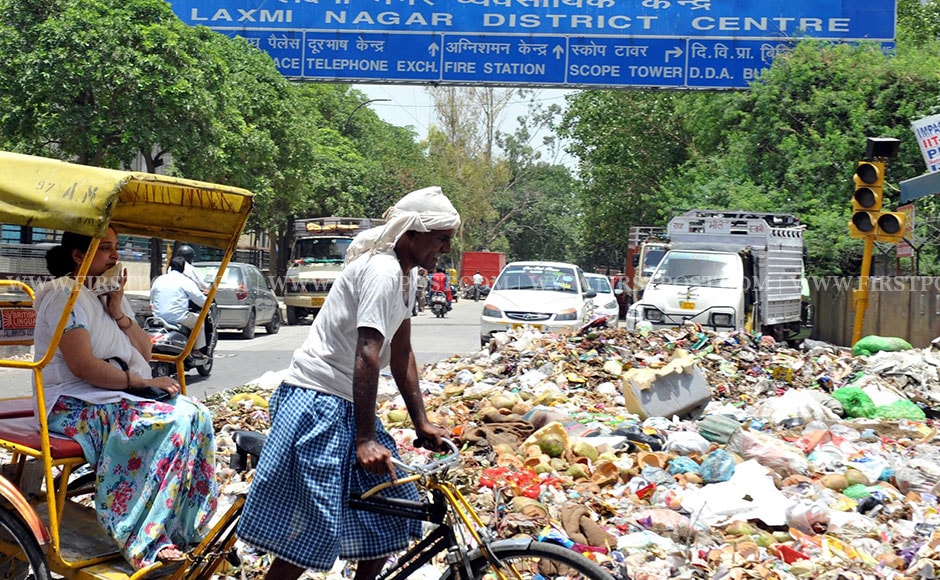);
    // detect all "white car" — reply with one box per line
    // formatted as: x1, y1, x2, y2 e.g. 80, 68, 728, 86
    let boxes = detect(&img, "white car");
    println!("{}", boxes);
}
480, 261, 596, 345
584, 273, 619, 324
